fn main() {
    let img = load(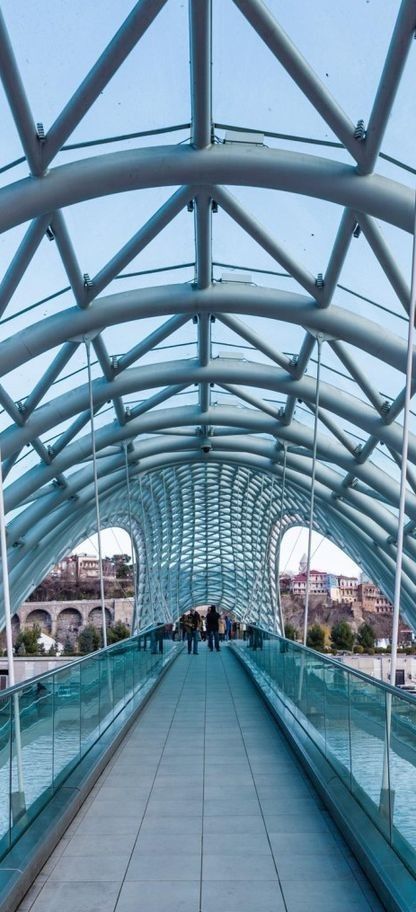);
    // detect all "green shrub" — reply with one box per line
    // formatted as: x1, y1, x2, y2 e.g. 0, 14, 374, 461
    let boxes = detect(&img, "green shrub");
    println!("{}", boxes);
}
107, 621, 130, 644
306, 624, 325, 651
77, 625, 101, 655
15, 623, 43, 656
330, 621, 354, 651
357, 622, 375, 651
